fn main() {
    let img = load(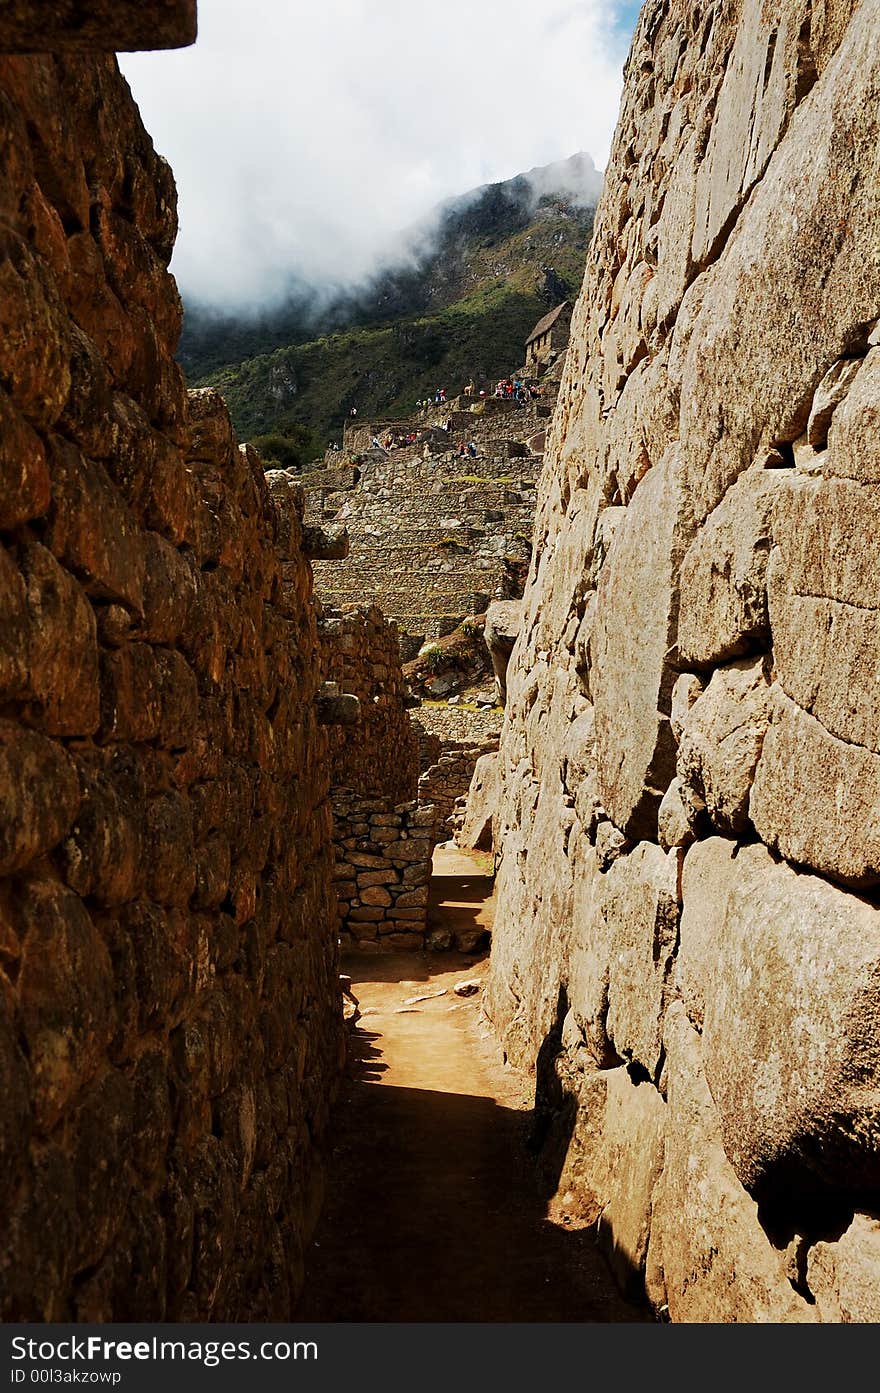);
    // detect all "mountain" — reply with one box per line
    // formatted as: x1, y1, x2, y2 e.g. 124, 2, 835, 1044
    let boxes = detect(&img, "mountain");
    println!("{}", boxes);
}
179, 153, 602, 461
